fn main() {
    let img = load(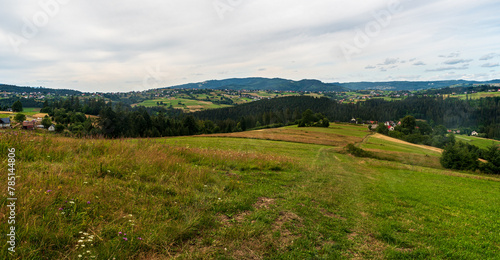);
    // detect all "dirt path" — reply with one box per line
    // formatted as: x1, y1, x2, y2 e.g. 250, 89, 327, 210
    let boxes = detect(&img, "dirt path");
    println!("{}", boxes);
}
371, 133, 488, 163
